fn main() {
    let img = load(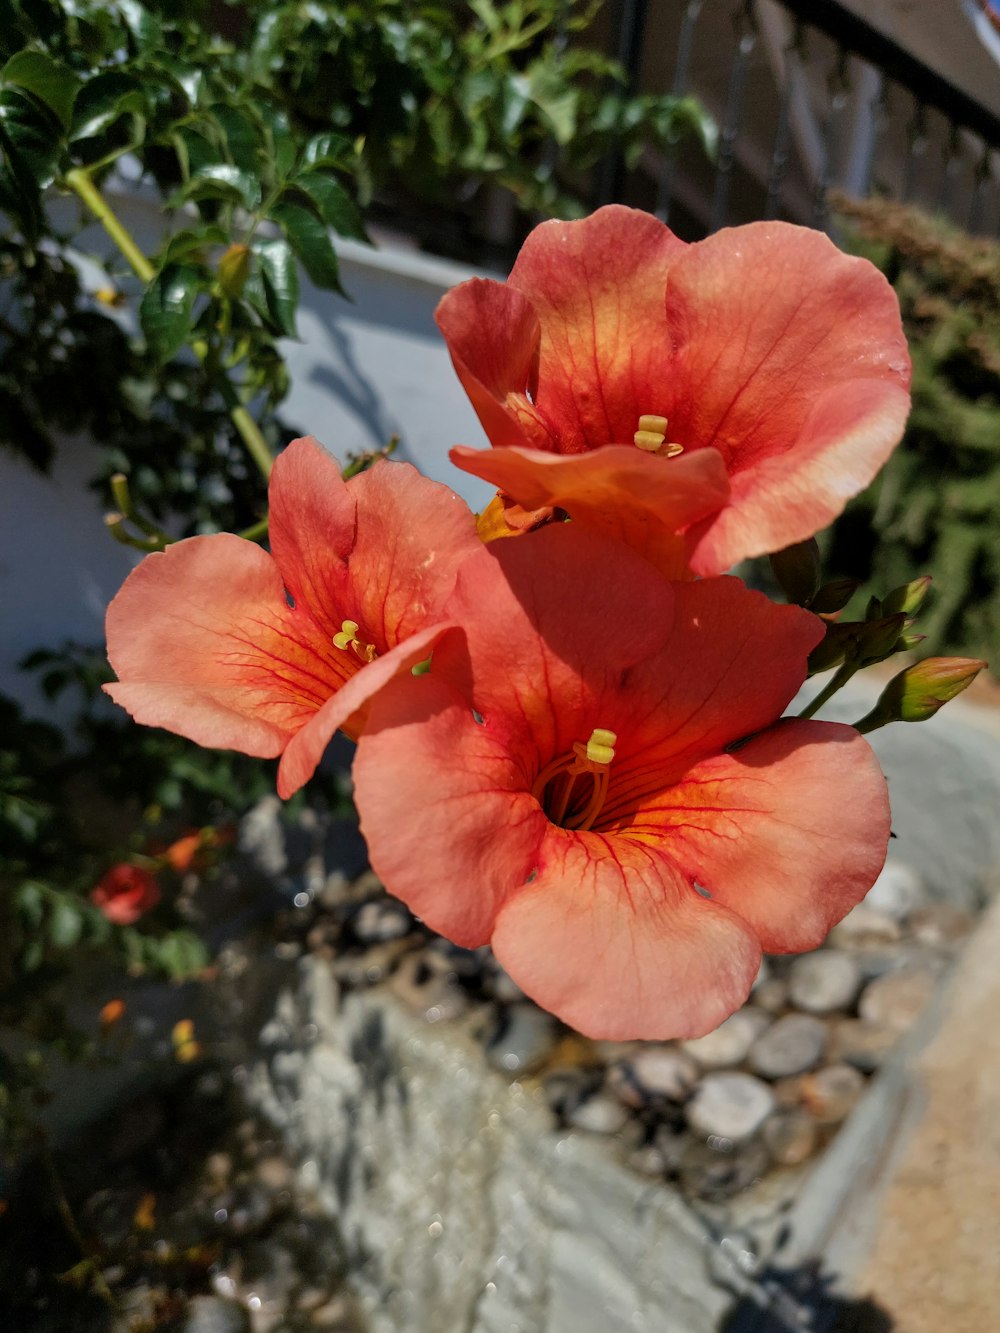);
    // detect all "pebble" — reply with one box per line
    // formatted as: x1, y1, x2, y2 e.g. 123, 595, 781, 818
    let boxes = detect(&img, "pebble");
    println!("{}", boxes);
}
609, 1046, 700, 1107
486, 1002, 559, 1074
749, 1014, 827, 1080
762, 1109, 819, 1166
787, 950, 861, 1014
827, 1018, 898, 1072
389, 954, 469, 1023
828, 903, 902, 950
752, 977, 789, 1014
858, 967, 938, 1032
626, 1144, 667, 1177
799, 1064, 866, 1125
865, 860, 926, 920
333, 938, 411, 988
654, 1124, 694, 1171
679, 1137, 771, 1202
908, 902, 975, 947
181, 1296, 252, 1333
566, 1091, 630, 1135
681, 1010, 770, 1069
685, 1072, 776, 1142
485, 961, 526, 1003
542, 1066, 599, 1118
350, 898, 414, 943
